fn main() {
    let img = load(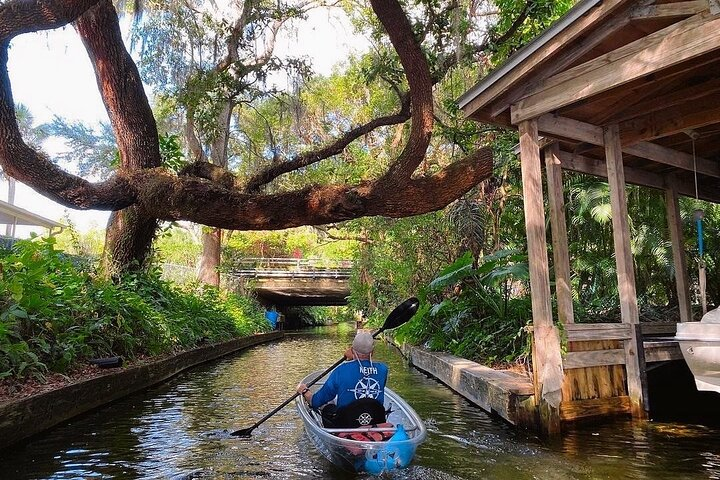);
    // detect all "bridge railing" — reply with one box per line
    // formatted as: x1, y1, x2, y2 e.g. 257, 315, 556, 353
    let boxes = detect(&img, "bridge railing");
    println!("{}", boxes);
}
226, 257, 353, 279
